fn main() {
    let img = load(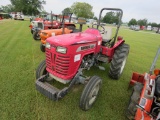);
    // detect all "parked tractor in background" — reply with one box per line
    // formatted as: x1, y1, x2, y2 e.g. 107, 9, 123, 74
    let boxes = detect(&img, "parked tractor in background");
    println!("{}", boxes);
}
126, 47, 160, 120
31, 13, 76, 40
29, 13, 60, 39
29, 14, 58, 34
39, 17, 85, 52
35, 8, 130, 110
